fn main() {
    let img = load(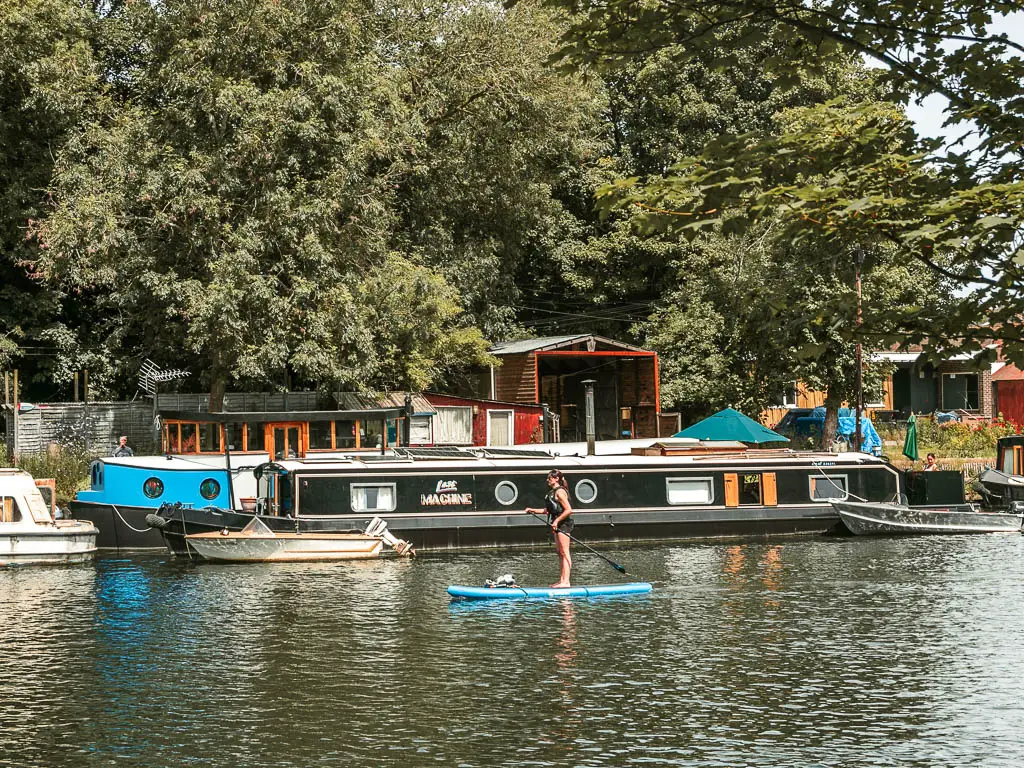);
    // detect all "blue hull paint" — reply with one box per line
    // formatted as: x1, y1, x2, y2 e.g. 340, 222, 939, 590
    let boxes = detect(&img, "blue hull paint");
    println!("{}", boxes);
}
447, 582, 653, 600
78, 462, 235, 509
